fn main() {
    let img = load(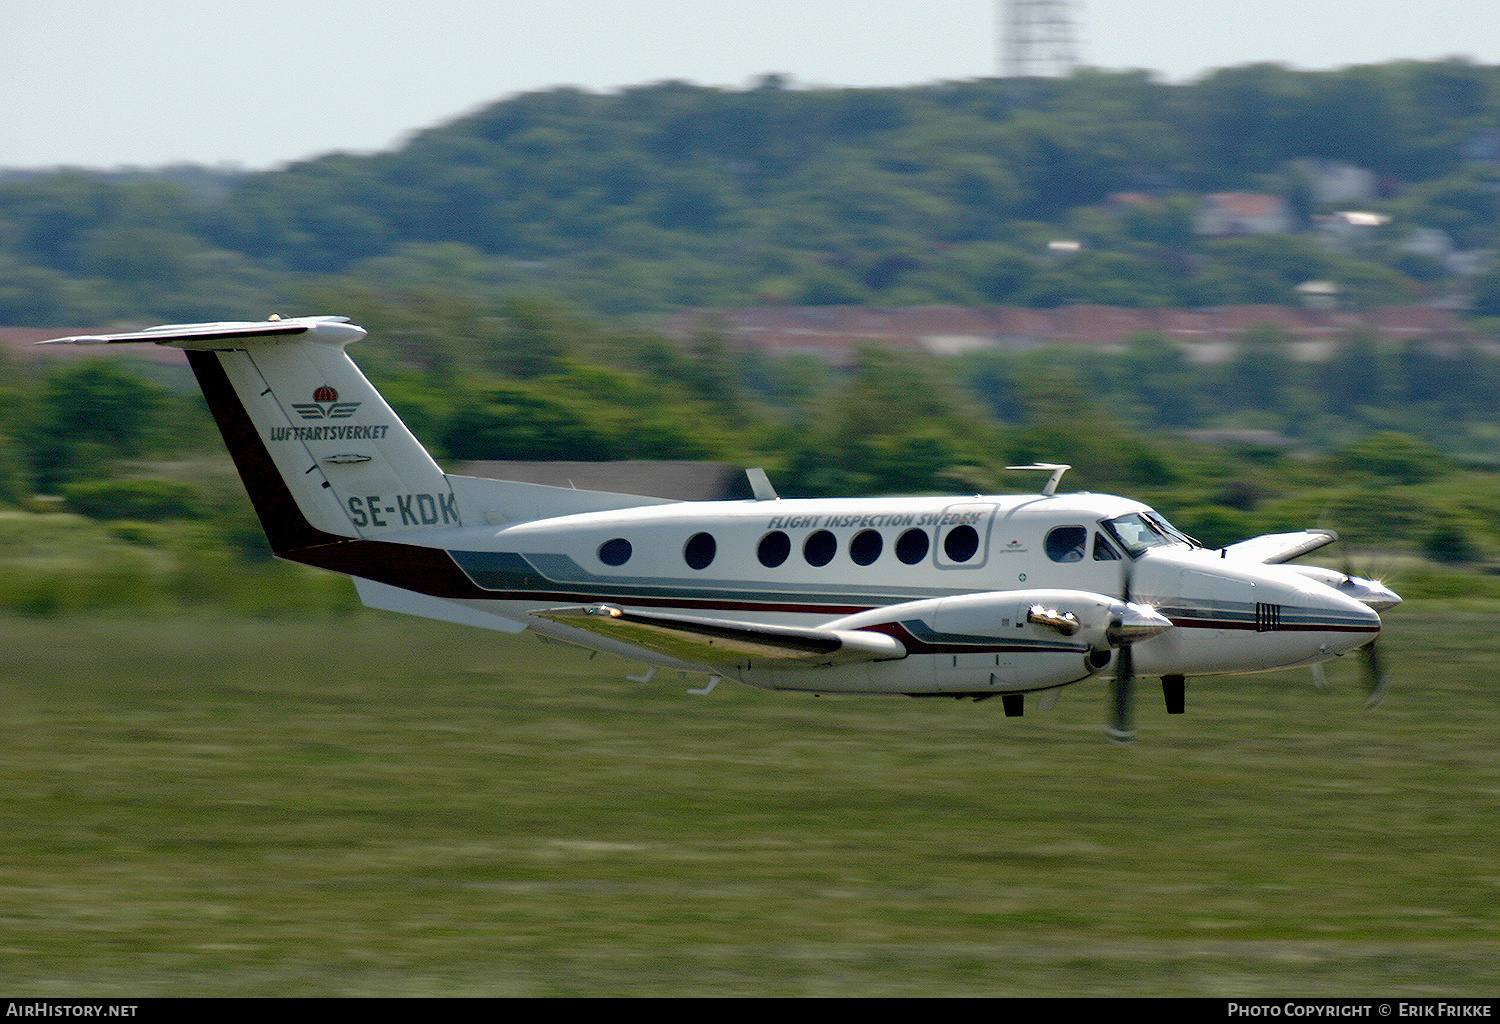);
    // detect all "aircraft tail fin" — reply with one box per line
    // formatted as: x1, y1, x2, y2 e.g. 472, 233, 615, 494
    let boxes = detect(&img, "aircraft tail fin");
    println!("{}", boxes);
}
44, 314, 676, 559
42, 317, 462, 550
